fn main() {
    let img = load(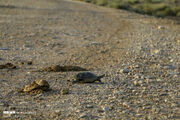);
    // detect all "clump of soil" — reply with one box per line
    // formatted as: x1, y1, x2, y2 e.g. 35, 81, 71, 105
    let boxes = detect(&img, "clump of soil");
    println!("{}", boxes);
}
0, 63, 16, 69
18, 60, 33, 65
33, 65, 88, 72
